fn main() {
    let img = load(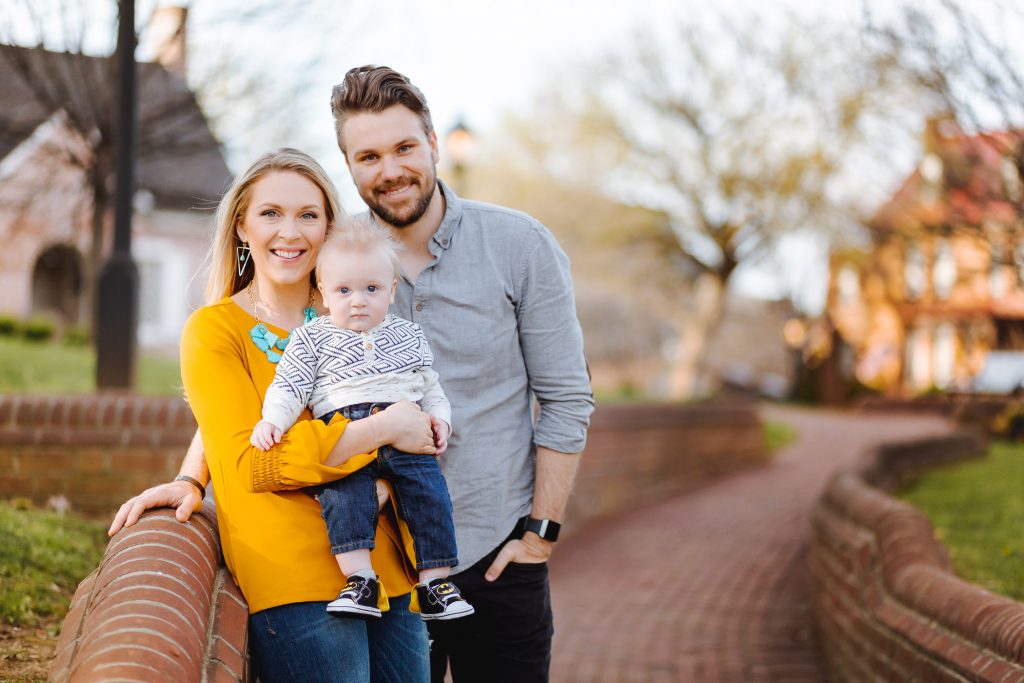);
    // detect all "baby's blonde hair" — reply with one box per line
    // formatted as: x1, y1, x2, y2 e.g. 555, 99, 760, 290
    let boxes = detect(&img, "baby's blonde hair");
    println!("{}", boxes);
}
316, 215, 403, 281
